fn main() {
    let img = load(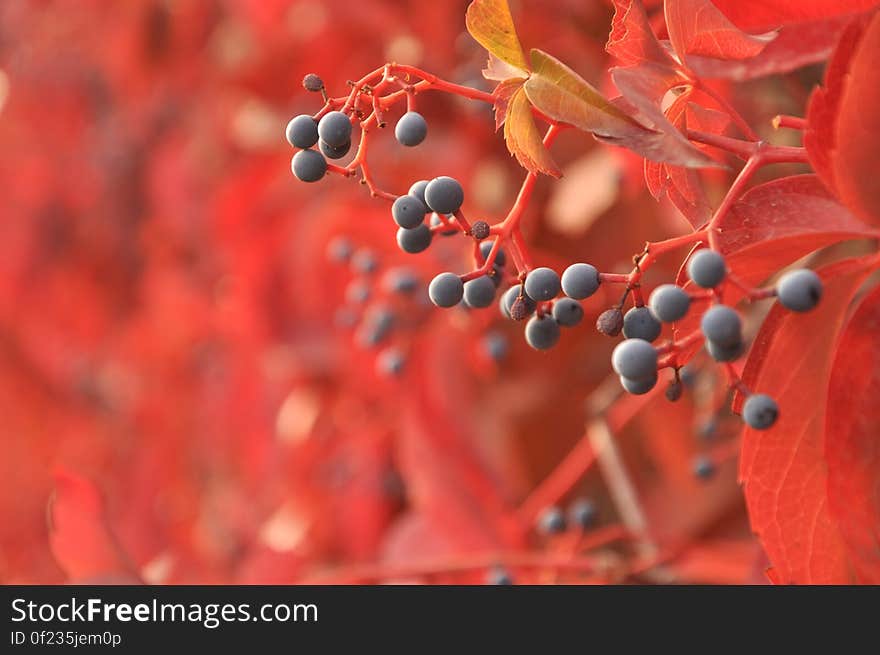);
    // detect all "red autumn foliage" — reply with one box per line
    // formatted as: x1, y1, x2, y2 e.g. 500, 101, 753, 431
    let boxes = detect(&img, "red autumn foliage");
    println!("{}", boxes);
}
825, 284, 880, 582
1, 0, 878, 586
738, 257, 875, 583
